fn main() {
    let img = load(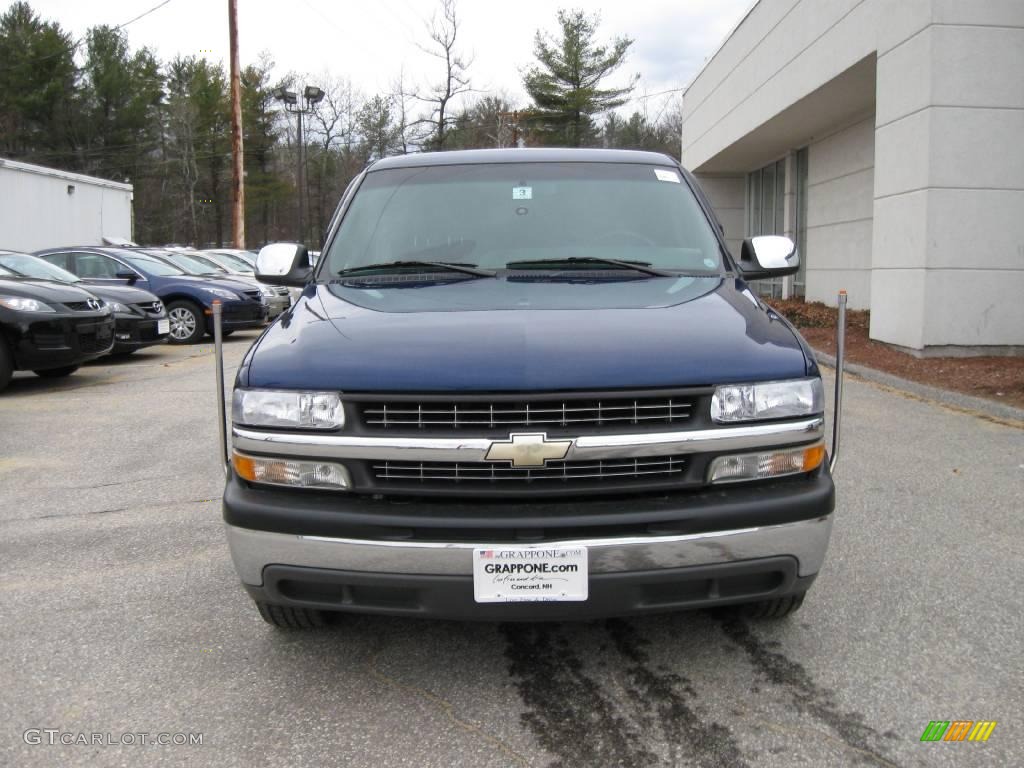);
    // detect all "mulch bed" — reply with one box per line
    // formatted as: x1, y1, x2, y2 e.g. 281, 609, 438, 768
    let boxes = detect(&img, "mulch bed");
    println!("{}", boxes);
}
767, 299, 1024, 410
